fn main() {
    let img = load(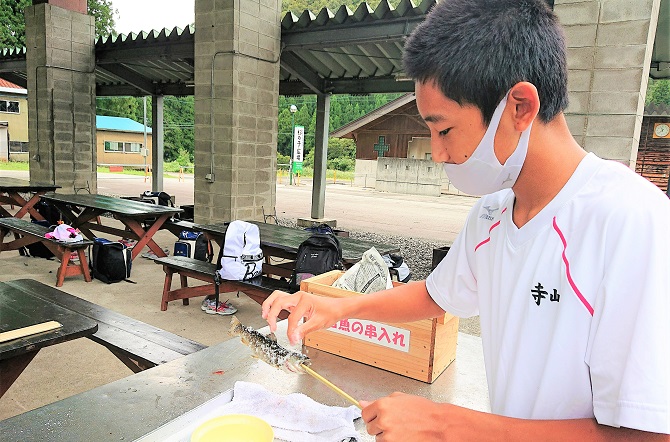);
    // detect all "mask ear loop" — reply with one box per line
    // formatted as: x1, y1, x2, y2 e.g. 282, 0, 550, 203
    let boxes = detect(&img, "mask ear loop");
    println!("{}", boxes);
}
470, 91, 511, 166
